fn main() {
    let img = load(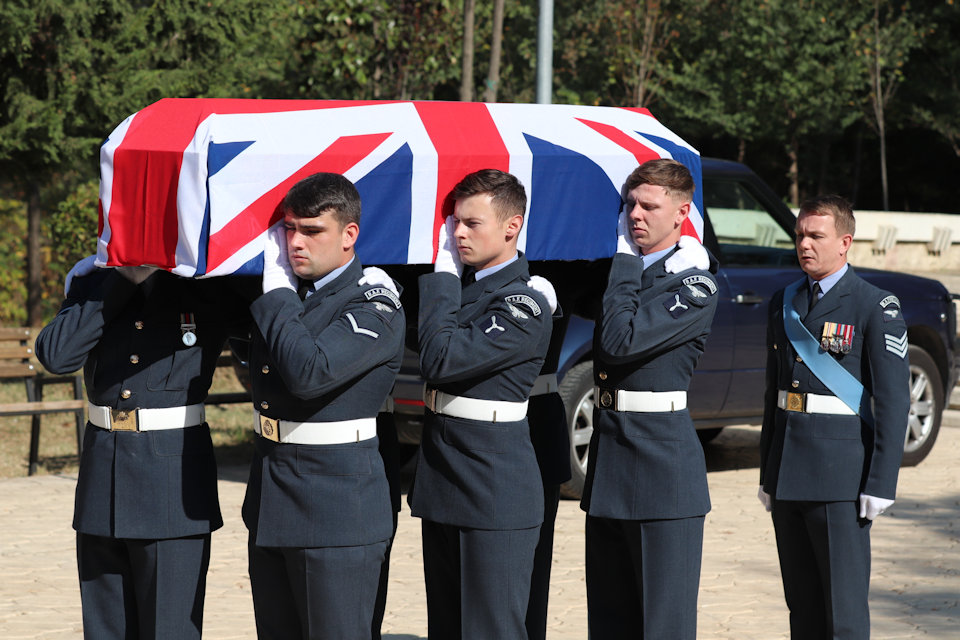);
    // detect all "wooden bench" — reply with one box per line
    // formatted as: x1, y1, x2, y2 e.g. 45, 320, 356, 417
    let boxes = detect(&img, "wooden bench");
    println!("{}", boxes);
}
0, 327, 85, 475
